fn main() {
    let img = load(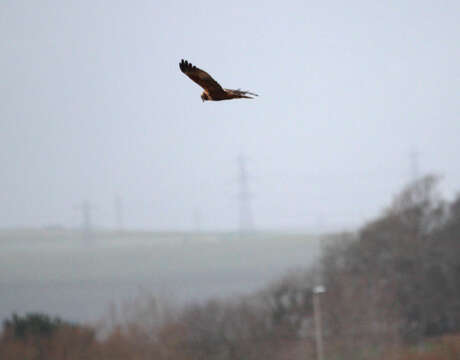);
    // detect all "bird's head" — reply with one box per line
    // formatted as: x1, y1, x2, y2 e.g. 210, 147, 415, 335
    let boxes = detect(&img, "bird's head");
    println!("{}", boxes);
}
201, 92, 209, 102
